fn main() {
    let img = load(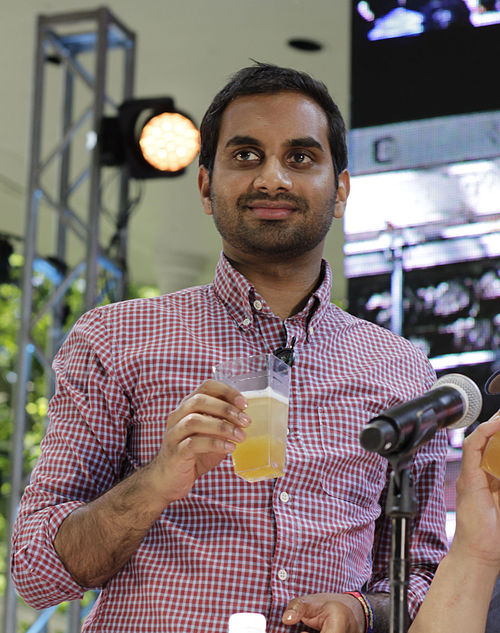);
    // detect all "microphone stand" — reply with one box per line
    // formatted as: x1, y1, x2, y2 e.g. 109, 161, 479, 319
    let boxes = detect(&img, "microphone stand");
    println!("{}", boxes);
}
386, 226, 411, 633
386, 451, 416, 633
